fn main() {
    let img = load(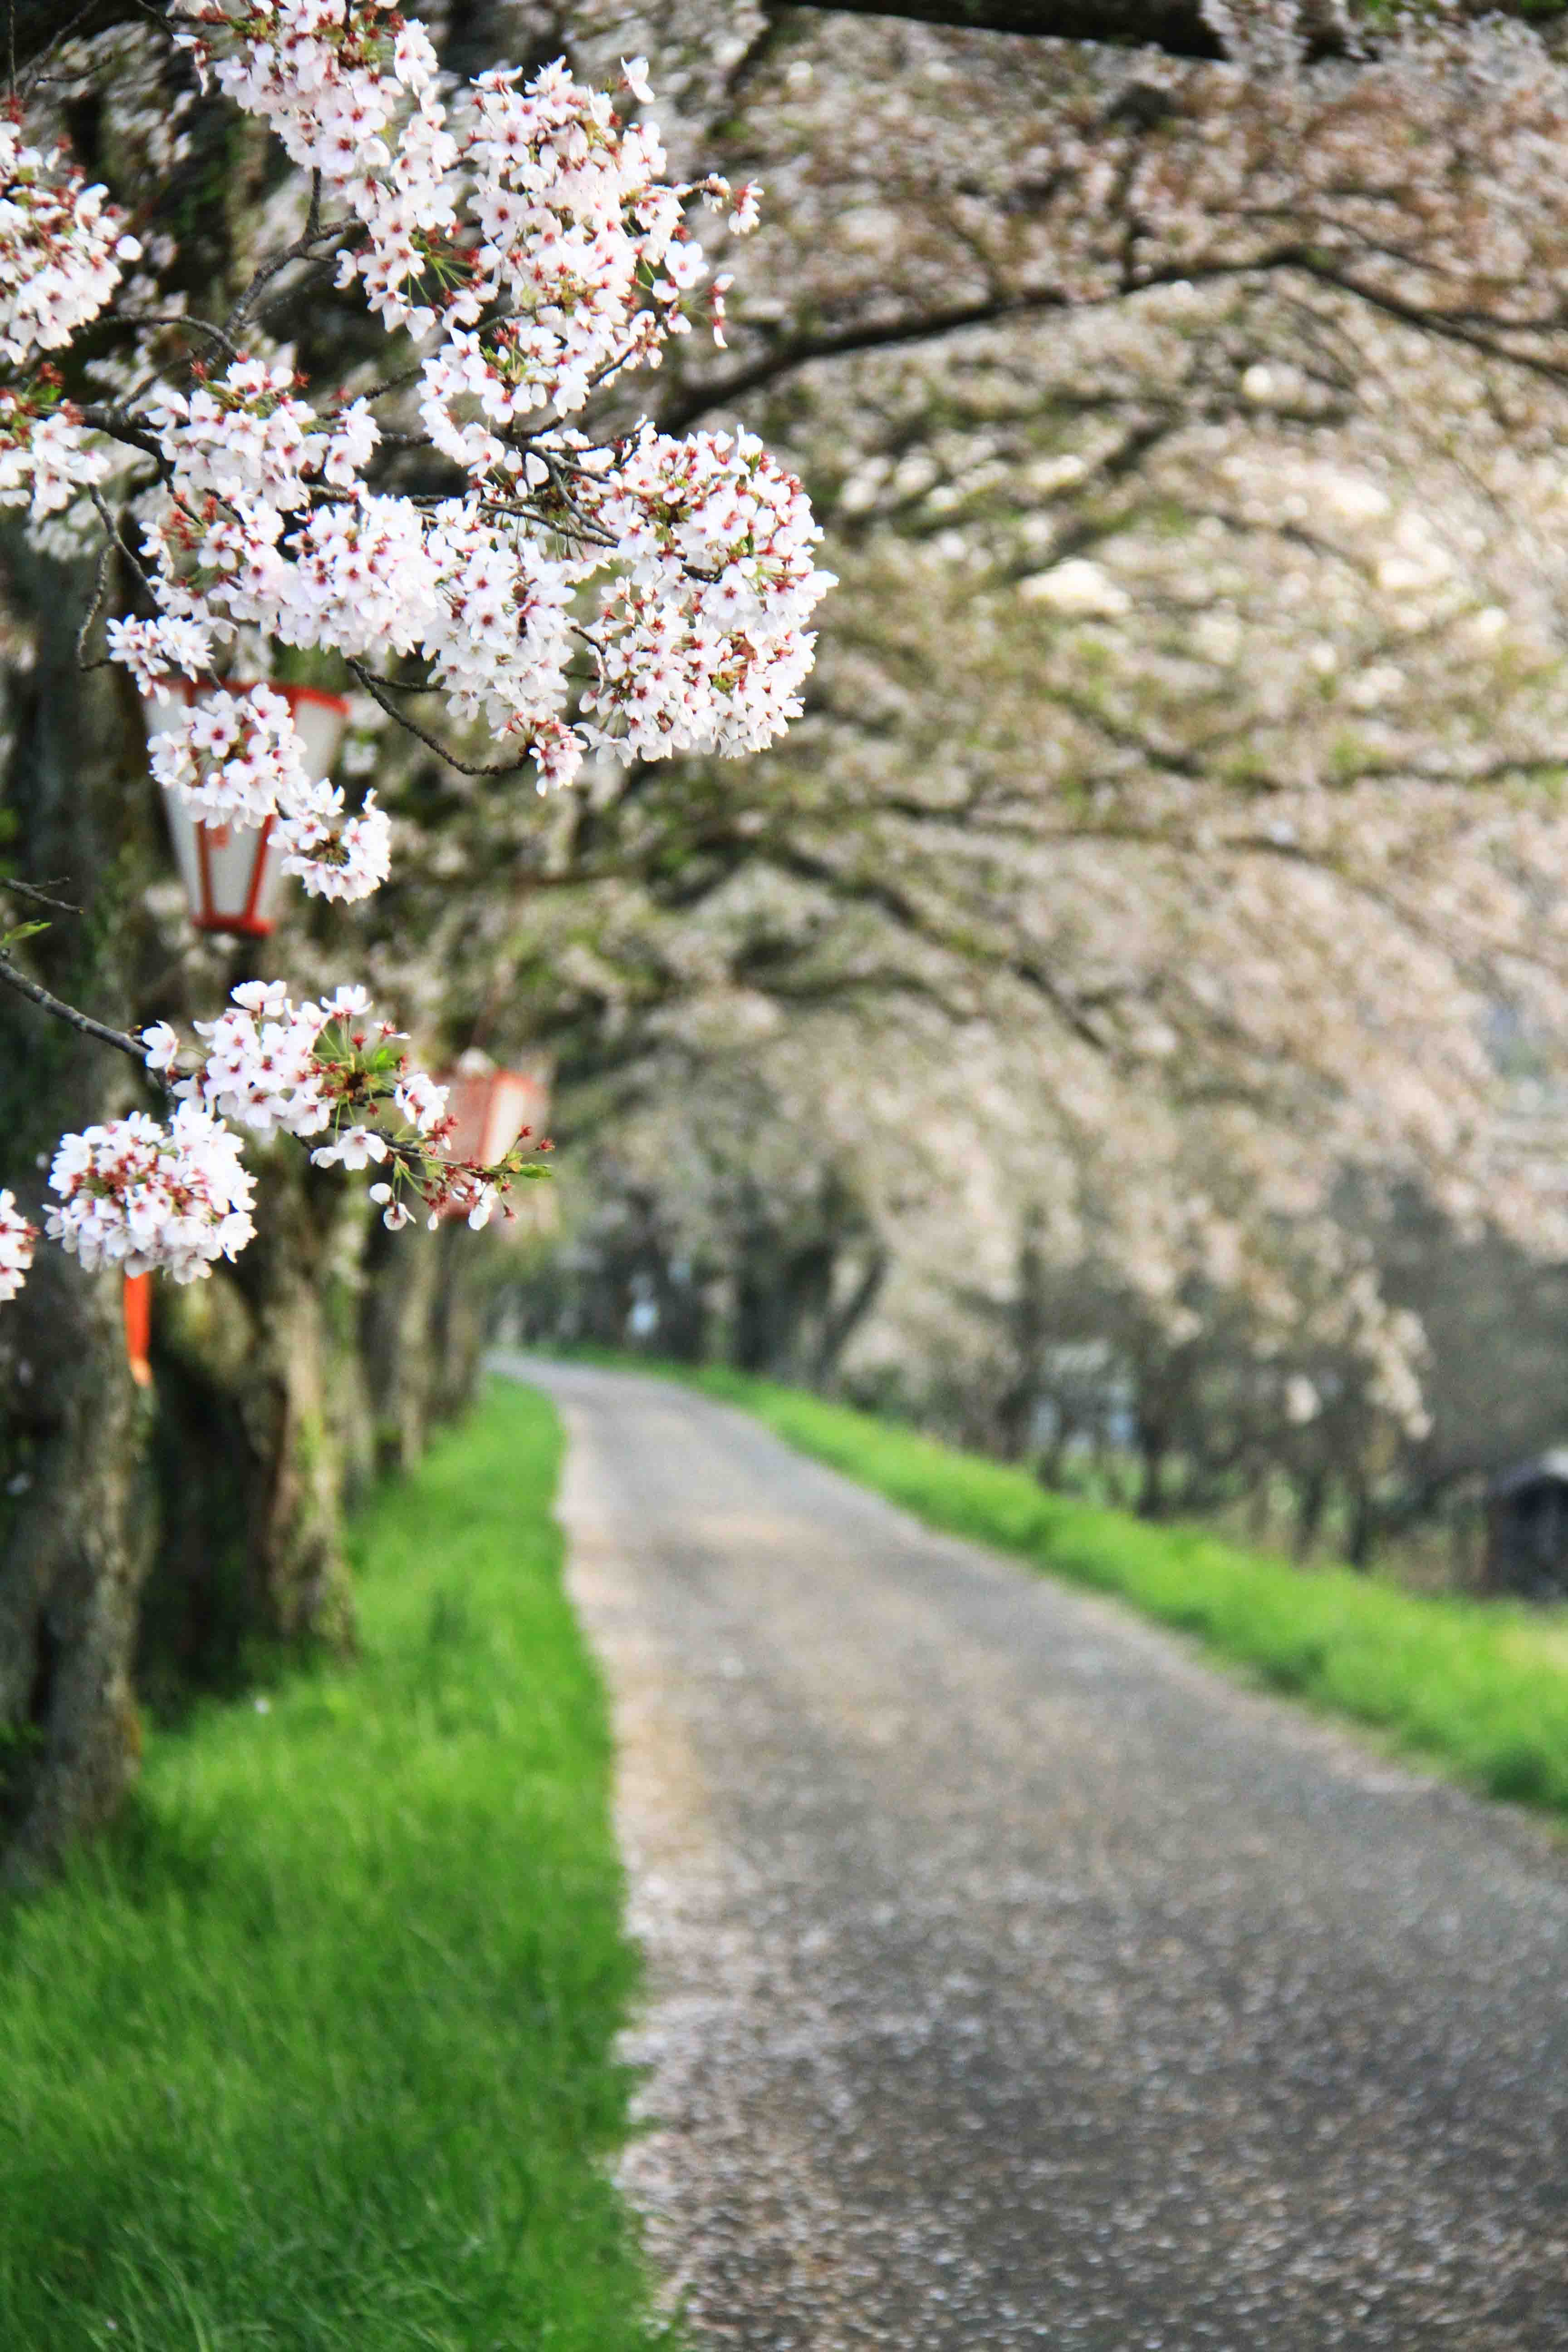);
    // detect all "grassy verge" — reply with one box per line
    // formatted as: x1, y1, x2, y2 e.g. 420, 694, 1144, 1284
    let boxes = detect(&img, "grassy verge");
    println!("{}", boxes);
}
626, 1357, 1568, 1818
0, 1381, 670, 2352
